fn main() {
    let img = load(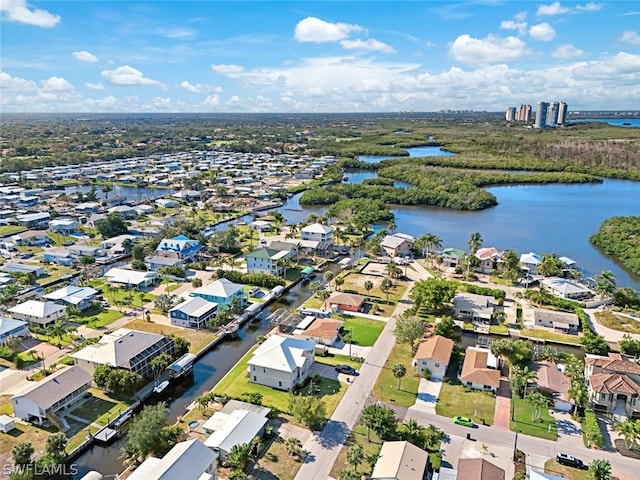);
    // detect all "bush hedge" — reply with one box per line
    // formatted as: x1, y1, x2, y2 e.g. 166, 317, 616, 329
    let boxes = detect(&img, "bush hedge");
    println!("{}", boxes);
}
582, 409, 605, 448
